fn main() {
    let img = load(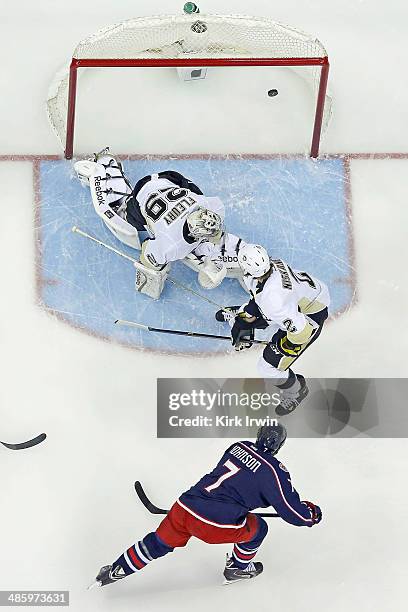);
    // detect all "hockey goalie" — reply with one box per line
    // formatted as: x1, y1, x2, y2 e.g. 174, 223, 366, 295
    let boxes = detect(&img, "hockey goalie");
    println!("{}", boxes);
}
74, 149, 246, 299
